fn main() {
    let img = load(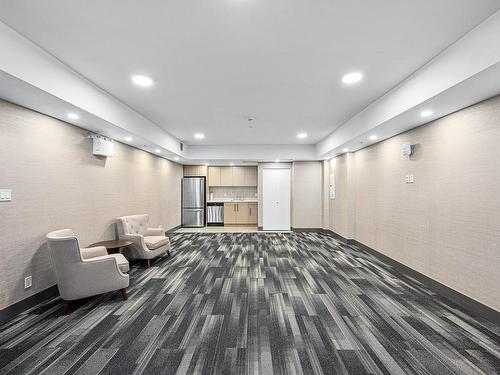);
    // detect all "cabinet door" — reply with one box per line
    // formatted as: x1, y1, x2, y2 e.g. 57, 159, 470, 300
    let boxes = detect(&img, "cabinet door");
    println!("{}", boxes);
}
233, 167, 246, 186
220, 167, 233, 186
236, 203, 250, 224
244, 167, 258, 186
208, 166, 221, 186
224, 203, 237, 224
248, 203, 258, 224
184, 165, 207, 177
